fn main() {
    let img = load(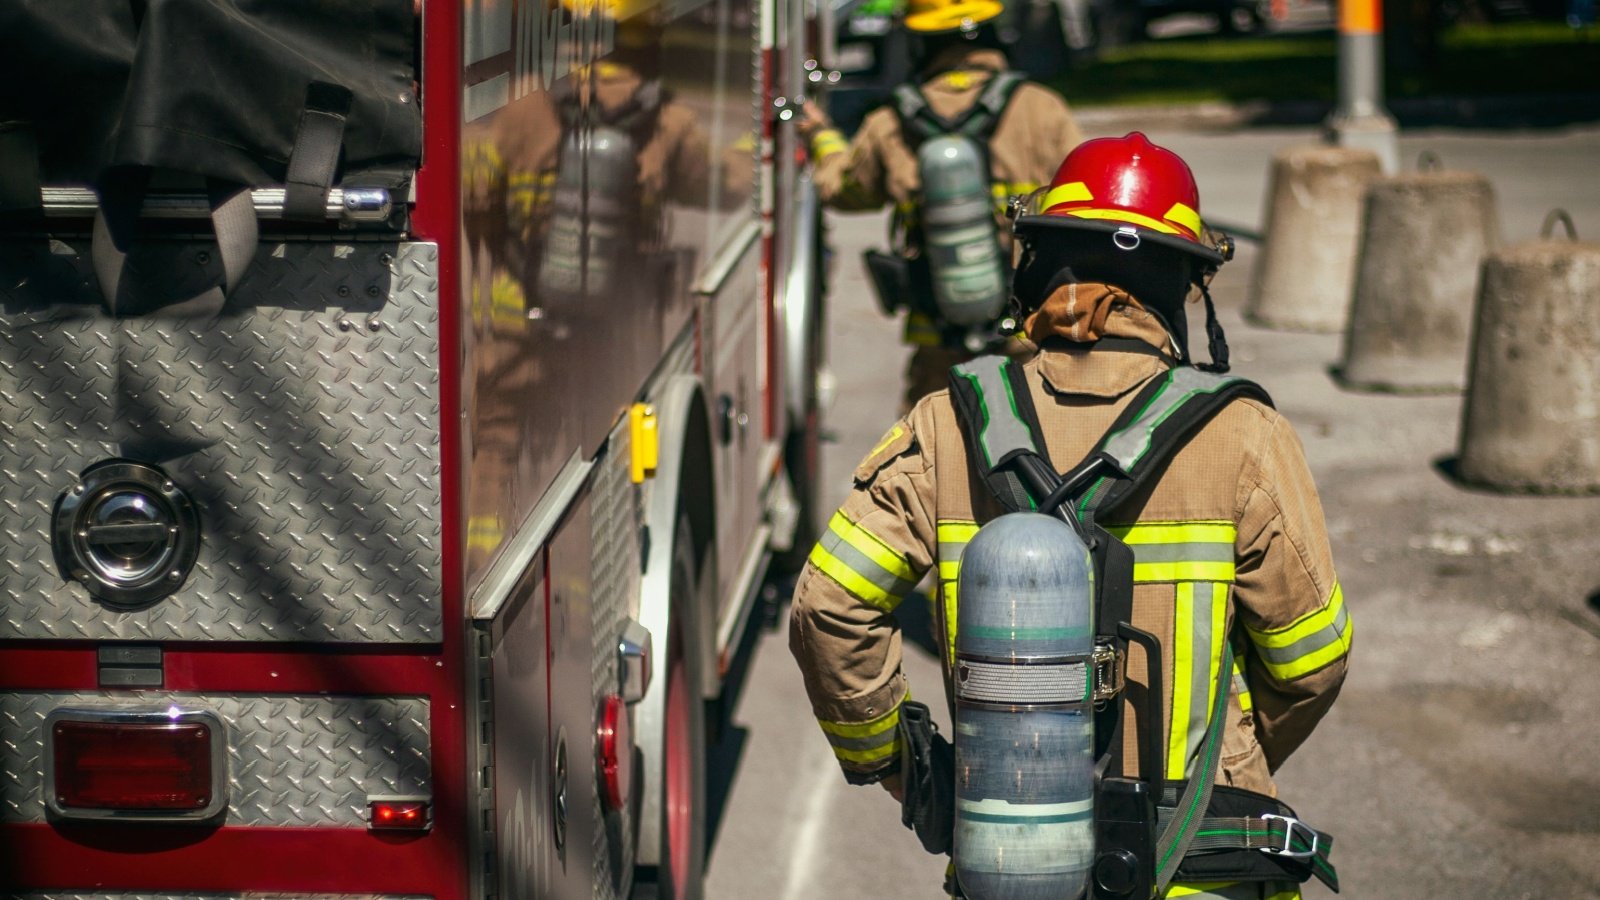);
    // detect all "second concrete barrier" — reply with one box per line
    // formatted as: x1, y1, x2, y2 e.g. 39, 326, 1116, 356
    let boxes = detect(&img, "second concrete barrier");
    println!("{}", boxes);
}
1337, 163, 1499, 392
